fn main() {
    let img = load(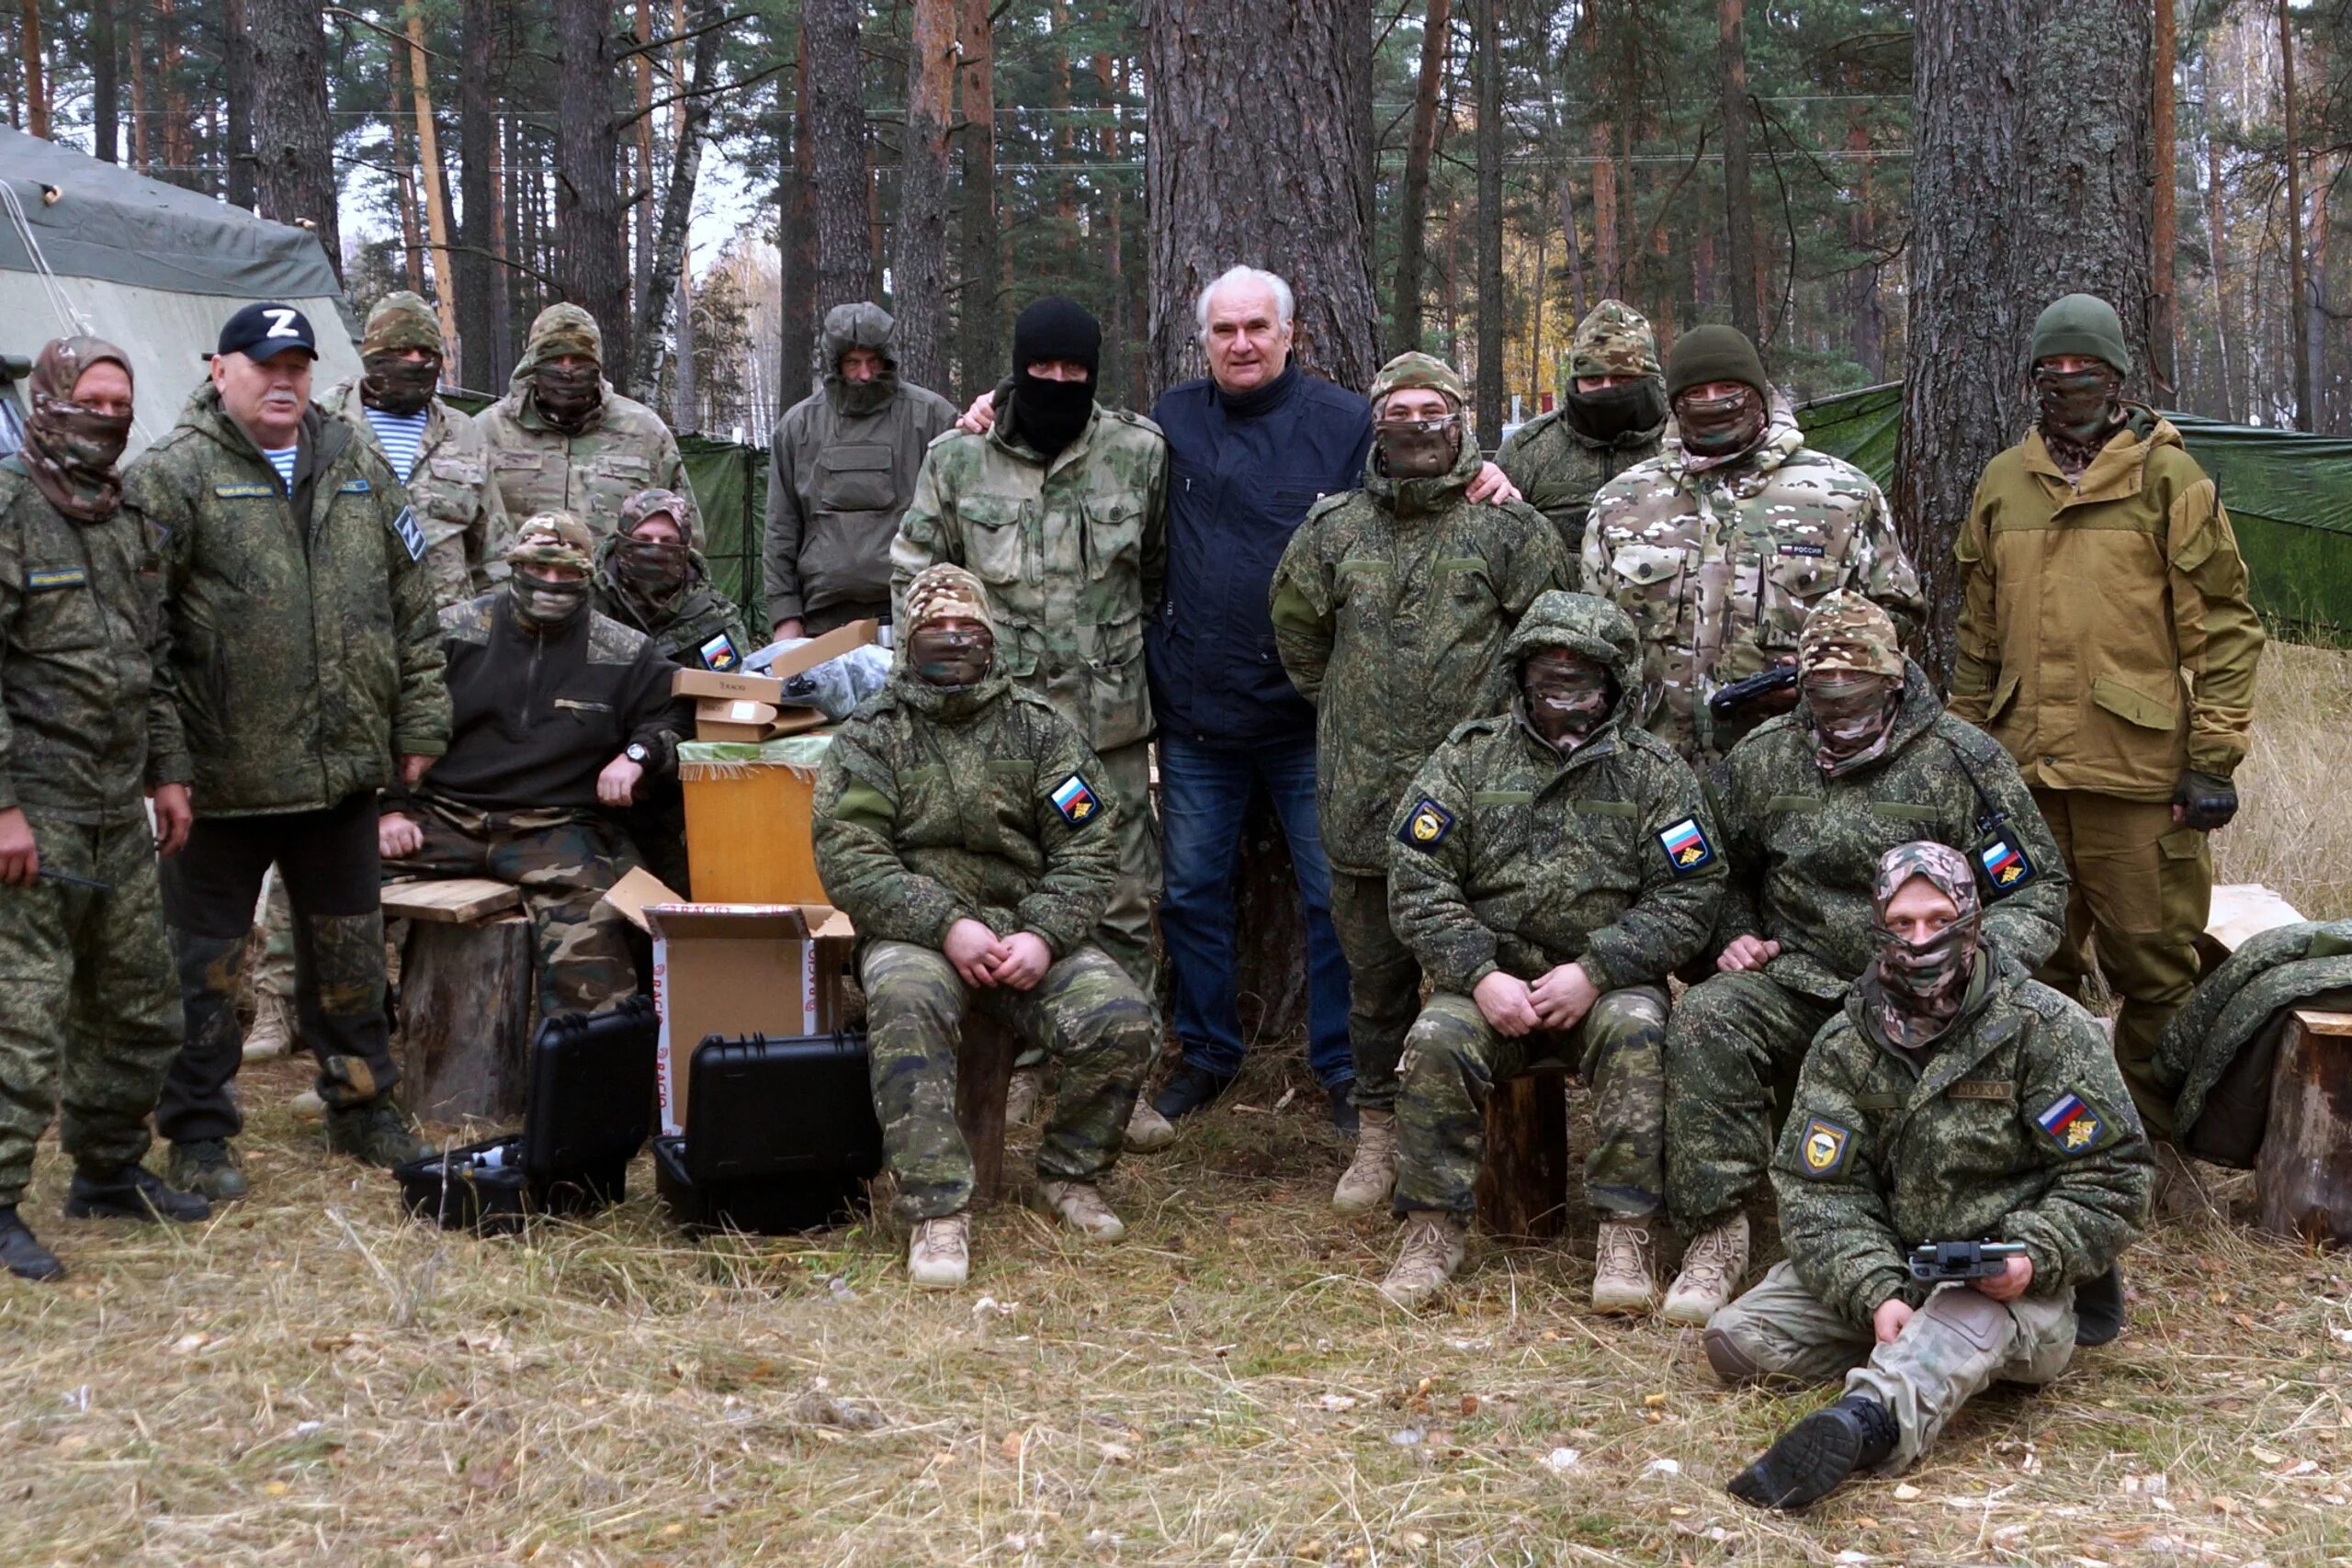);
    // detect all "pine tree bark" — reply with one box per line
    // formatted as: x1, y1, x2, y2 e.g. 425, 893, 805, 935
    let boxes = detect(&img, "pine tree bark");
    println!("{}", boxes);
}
954, 0, 1001, 400
891, 0, 956, 391
458, 0, 507, 389
404, 7, 461, 365
2279, 0, 2312, 432
247, 0, 341, 279
775, 40, 817, 414
2151, 0, 2178, 398
92, 0, 119, 164
1390, 0, 1452, 356
554, 0, 631, 385
1718, 0, 1758, 340
21, 0, 47, 140
1473, 0, 1503, 437
222, 0, 255, 209
628, 0, 725, 393
805, 0, 872, 316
